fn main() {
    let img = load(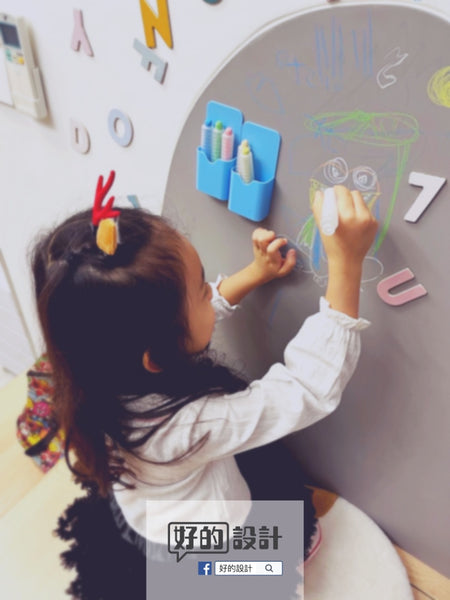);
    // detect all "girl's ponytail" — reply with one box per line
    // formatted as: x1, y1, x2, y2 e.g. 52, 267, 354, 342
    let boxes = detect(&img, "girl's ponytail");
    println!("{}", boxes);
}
30, 207, 246, 495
